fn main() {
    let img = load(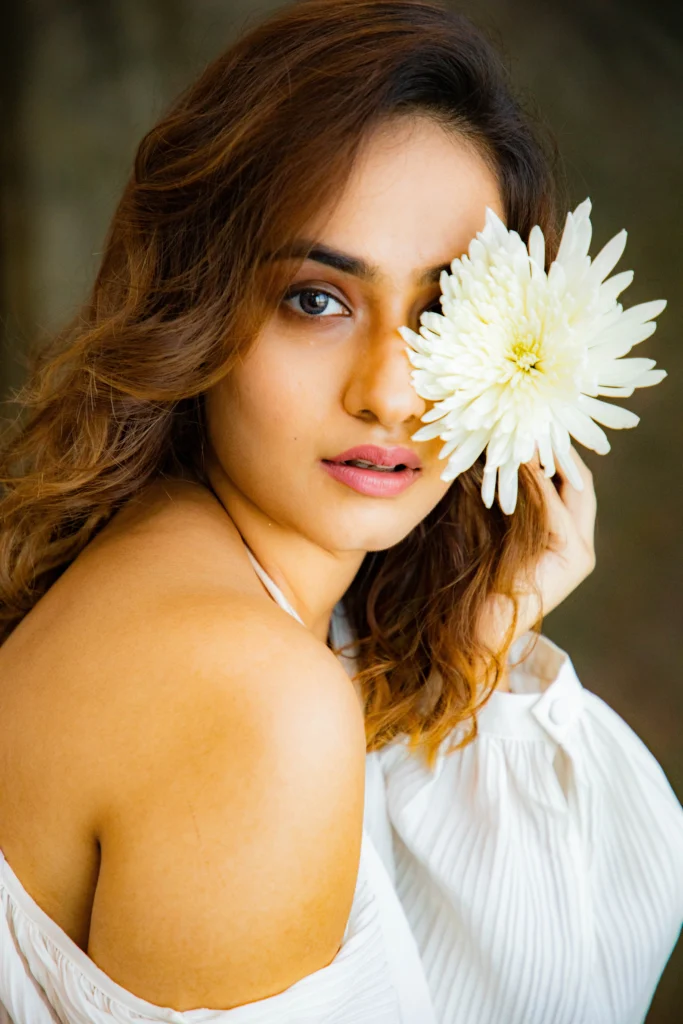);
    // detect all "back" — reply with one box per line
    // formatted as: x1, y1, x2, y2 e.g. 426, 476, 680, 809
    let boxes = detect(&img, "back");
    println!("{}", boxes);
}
0, 480, 367, 1011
